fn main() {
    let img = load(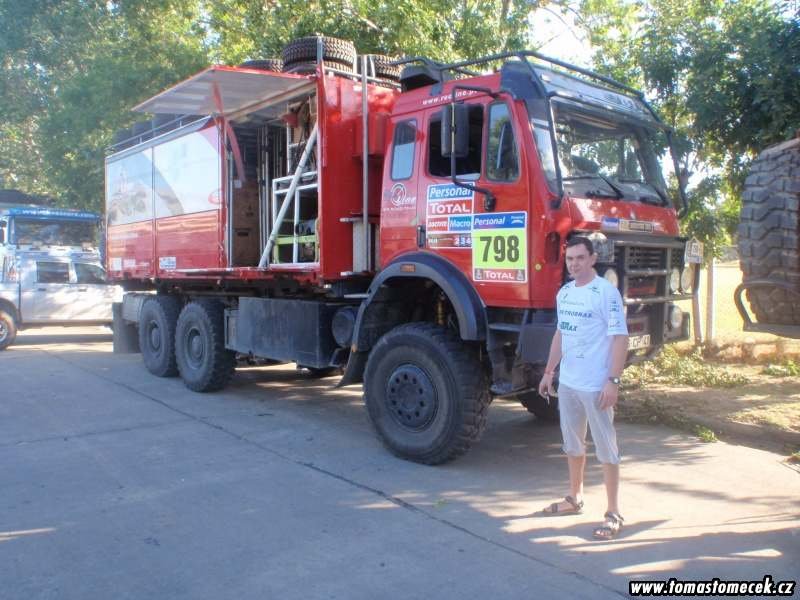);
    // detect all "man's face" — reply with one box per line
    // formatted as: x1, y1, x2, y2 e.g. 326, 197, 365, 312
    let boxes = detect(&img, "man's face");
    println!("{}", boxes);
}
565, 243, 597, 281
